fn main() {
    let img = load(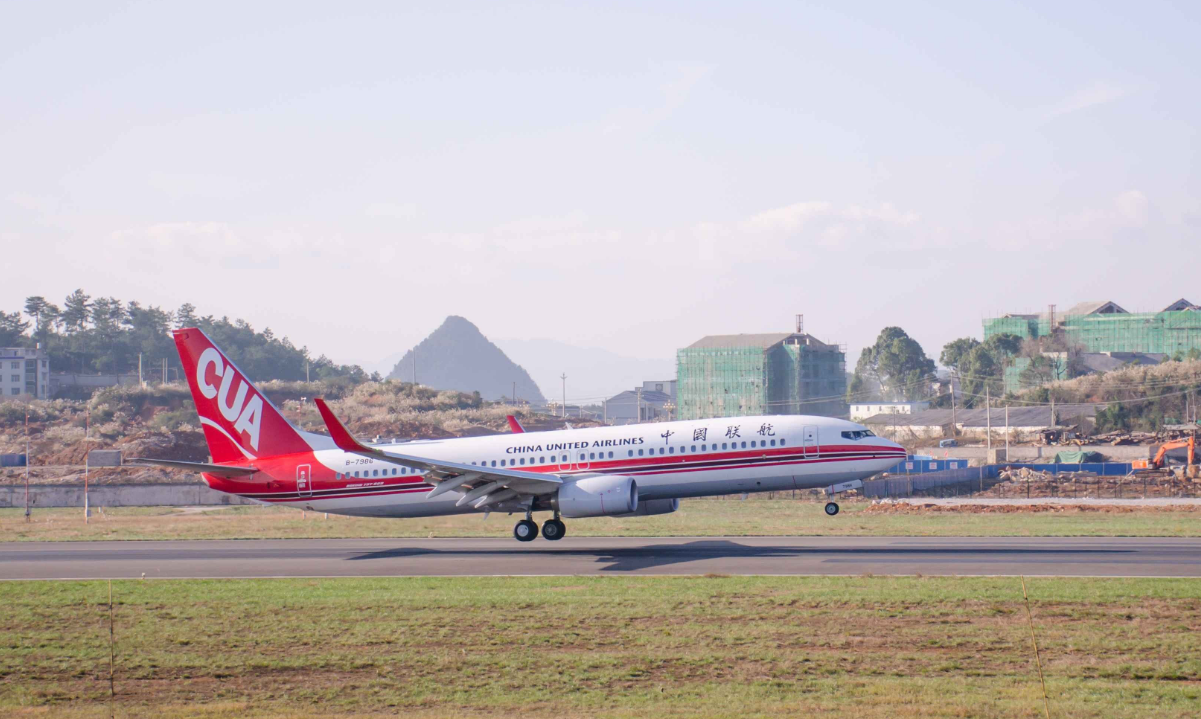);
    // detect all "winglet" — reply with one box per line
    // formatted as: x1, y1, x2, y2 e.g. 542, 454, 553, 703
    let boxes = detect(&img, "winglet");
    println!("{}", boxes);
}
506, 415, 525, 433
314, 398, 366, 452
